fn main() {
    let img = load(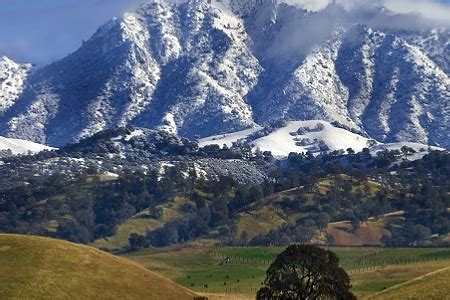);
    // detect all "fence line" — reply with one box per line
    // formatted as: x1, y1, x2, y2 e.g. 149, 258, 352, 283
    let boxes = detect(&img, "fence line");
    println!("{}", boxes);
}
206, 251, 273, 265
206, 250, 450, 275
348, 256, 448, 274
